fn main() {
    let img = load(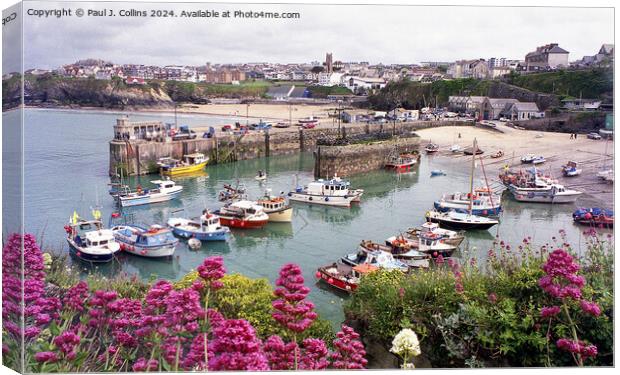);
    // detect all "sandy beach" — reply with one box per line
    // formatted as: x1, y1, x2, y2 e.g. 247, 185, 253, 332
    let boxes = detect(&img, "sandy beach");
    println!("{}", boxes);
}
175, 103, 337, 122
415, 125, 614, 205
